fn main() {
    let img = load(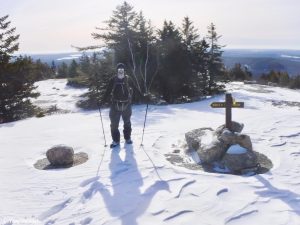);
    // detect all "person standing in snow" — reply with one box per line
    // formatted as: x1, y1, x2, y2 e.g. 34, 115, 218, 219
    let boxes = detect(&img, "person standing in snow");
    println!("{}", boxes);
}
102, 63, 138, 148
